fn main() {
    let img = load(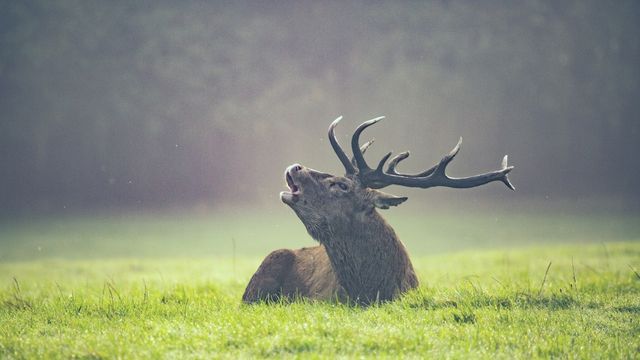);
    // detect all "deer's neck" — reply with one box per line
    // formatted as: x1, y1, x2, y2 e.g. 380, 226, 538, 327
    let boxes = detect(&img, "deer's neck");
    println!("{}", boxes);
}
318, 211, 417, 304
